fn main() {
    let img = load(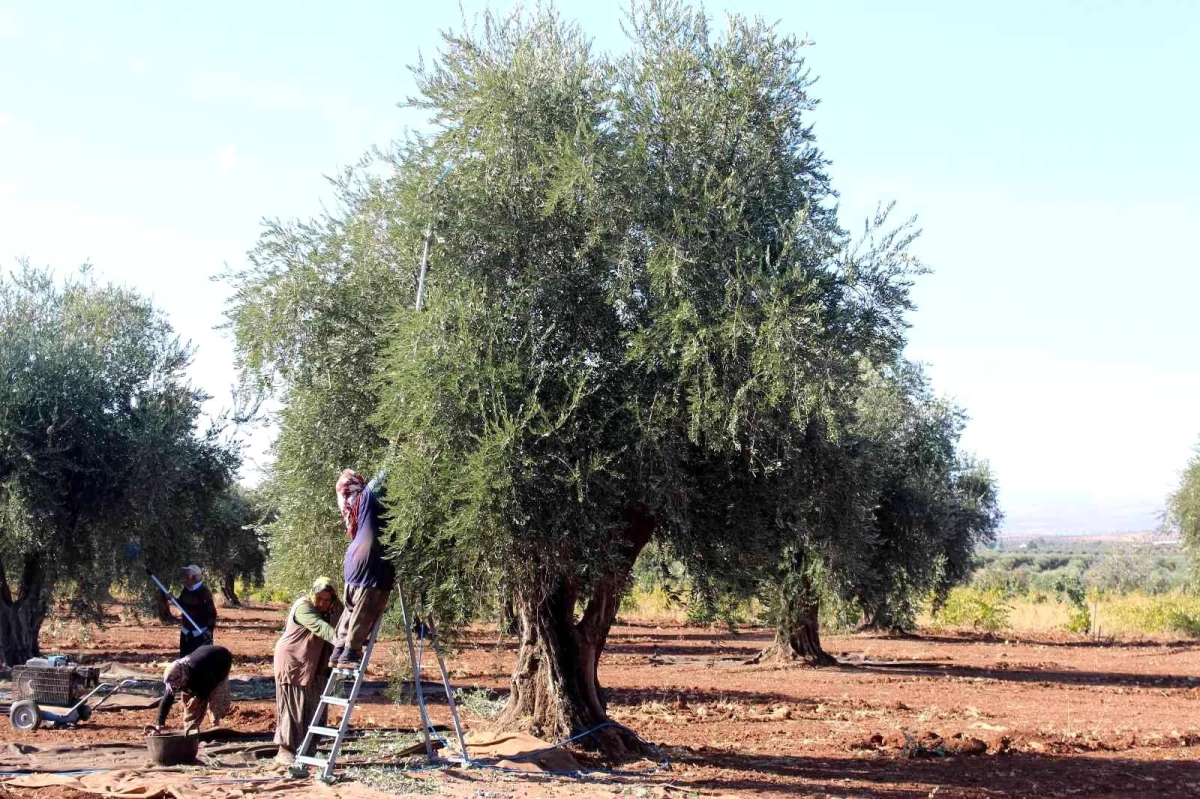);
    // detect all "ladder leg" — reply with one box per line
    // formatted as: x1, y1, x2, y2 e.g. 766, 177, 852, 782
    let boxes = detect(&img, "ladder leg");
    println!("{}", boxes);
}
426, 617, 470, 763
398, 591, 435, 760
324, 615, 382, 779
